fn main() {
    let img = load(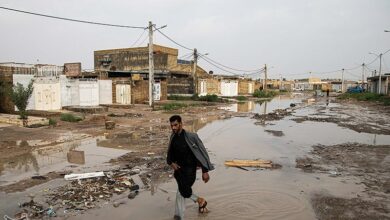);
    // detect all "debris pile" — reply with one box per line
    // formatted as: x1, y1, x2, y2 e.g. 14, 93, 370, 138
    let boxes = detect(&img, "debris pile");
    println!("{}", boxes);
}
253, 108, 293, 124
46, 168, 142, 213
